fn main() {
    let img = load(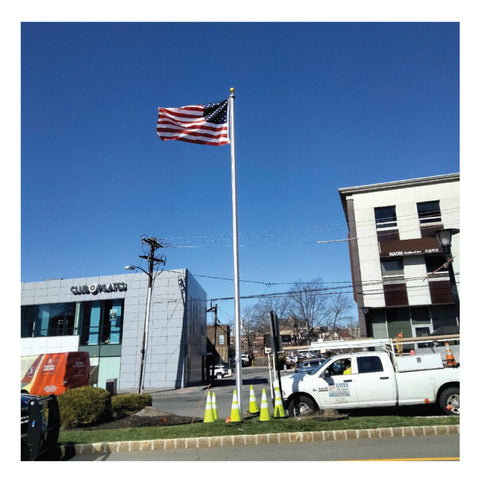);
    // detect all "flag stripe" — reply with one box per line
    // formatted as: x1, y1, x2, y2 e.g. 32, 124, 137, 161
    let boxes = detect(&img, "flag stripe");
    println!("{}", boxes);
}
157, 131, 229, 142
158, 107, 204, 121
156, 100, 230, 146
157, 130, 229, 141
157, 119, 229, 134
